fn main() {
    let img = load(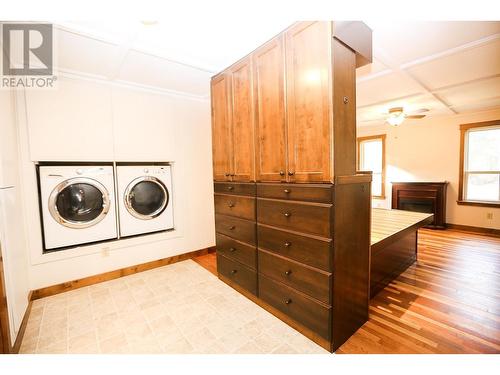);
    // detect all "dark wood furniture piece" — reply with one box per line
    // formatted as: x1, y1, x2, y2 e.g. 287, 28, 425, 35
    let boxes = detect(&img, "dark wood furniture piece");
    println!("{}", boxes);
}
211, 21, 373, 352
391, 182, 448, 229
370, 209, 434, 298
